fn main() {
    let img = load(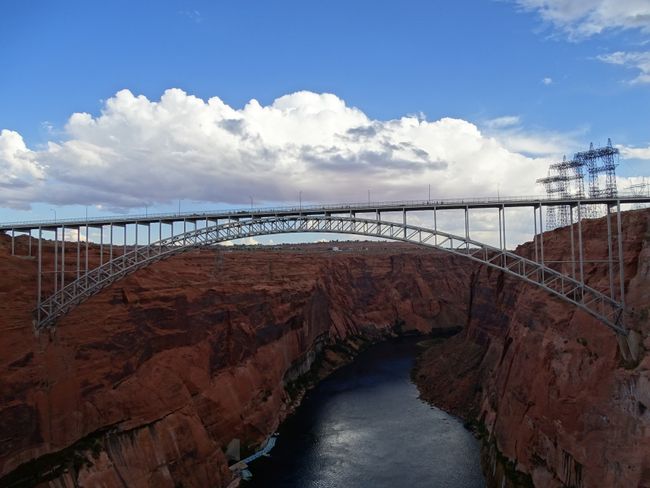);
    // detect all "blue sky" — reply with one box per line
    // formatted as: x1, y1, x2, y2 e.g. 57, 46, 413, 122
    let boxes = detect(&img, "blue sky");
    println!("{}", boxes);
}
0, 0, 649, 226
